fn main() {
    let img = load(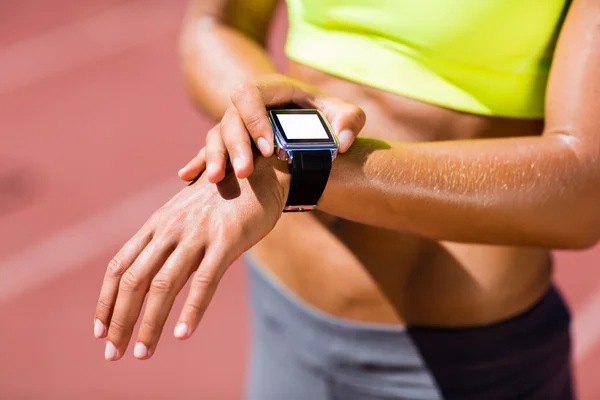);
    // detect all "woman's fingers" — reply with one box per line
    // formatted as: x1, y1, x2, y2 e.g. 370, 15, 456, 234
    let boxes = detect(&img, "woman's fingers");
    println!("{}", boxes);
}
178, 107, 256, 183
231, 76, 366, 155
259, 76, 366, 147
104, 239, 175, 361
174, 247, 228, 340
230, 81, 276, 157
313, 98, 366, 153
221, 107, 255, 179
94, 230, 152, 339
184, 75, 366, 184
205, 124, 227, 183
178, 147, 206, 181
133, 245, 200, 359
